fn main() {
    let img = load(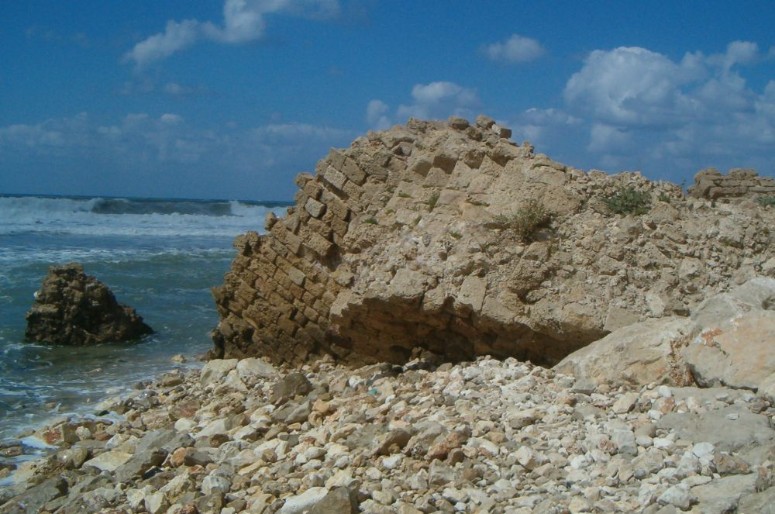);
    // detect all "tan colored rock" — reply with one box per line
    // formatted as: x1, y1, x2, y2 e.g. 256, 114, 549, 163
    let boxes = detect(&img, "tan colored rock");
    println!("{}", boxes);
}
683, 311, 775, 390
554, 317, 695, 388
211, 117, 775, 366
